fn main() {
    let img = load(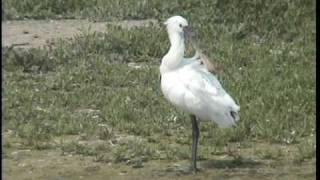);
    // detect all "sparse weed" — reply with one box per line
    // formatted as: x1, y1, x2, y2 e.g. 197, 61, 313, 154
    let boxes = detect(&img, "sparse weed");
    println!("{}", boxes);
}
255, 147, 283, 160
294, 138, 316, 163
60, 141, 98, 156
